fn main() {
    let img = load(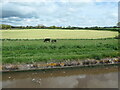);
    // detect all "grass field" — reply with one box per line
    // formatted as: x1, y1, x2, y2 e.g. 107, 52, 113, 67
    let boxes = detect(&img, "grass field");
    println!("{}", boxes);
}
1, 29, 118, 39
1, 29, 119, 64
2, 39, 118, 64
